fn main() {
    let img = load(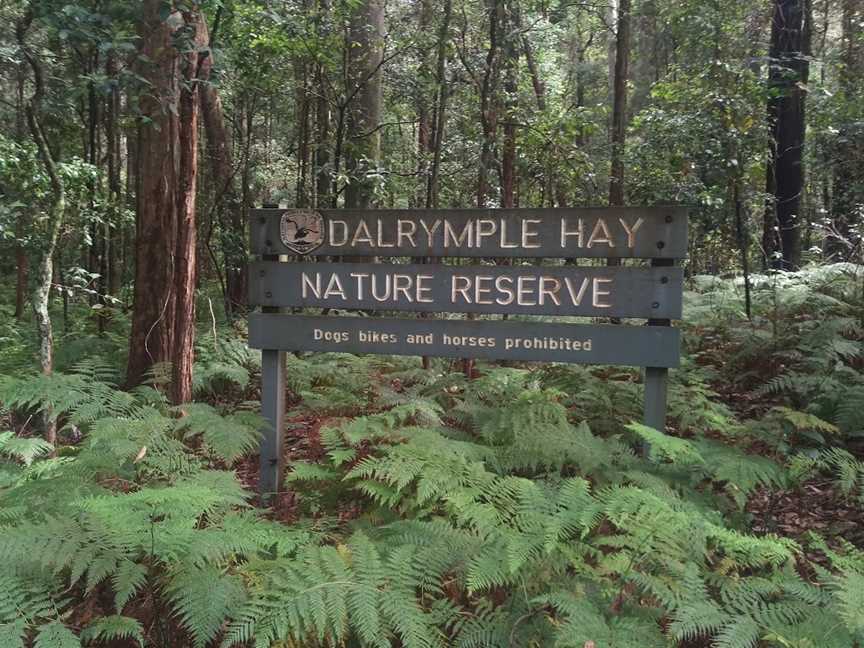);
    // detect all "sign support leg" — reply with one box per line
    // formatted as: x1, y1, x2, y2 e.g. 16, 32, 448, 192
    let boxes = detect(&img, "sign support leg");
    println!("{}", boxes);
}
259, 348, 286, 498
643, 366, 668, 431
